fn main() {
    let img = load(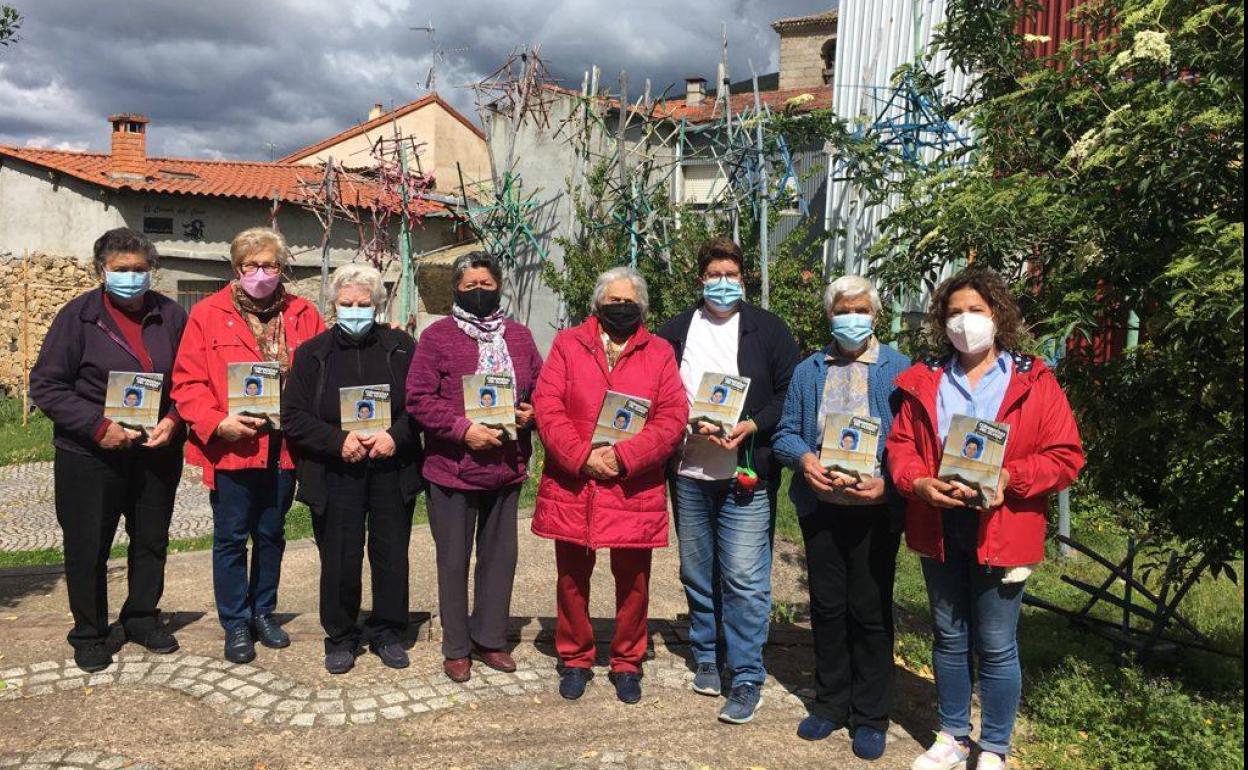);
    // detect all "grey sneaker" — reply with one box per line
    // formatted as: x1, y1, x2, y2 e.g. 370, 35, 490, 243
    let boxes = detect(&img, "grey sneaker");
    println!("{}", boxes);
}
718, 682, 763, 724
691, 662, 721, 696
